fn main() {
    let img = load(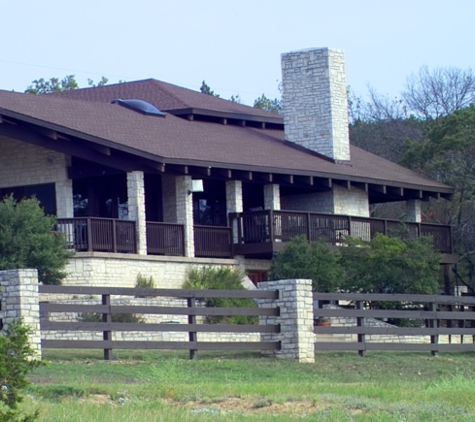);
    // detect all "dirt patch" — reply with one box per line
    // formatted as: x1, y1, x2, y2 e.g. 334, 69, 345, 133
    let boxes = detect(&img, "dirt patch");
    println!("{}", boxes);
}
182, 397, 330, 416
